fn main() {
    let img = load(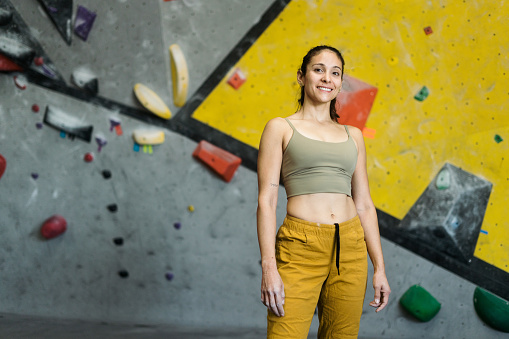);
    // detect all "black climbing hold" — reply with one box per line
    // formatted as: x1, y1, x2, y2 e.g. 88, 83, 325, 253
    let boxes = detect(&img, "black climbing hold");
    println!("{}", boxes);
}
37, 0, 73, 45
107, 204, 117, 213
118, 270, 129, 278
0, 7, 13, 26
113, 237, 123, 246
102, 170, 112, 179
0, 36, 36, 69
